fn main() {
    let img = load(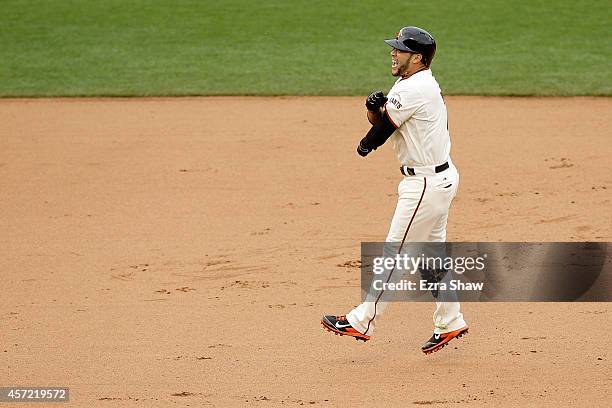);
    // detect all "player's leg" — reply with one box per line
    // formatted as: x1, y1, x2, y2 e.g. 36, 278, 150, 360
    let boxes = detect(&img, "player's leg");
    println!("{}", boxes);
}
428, 211, 468, 333
422, 168, 469, 353
346, 176, 440, 336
